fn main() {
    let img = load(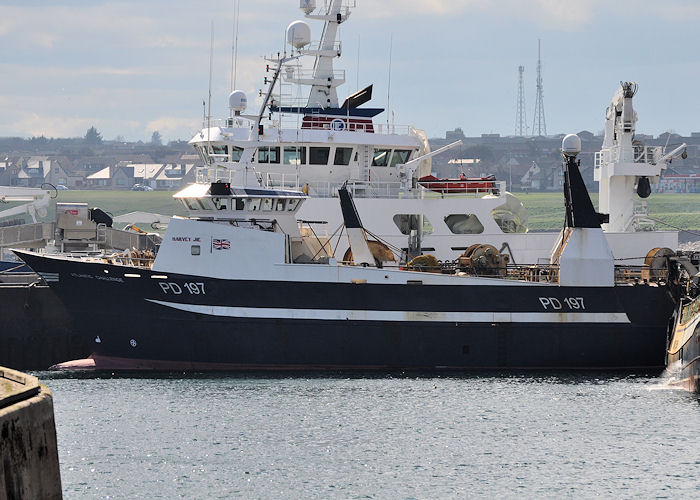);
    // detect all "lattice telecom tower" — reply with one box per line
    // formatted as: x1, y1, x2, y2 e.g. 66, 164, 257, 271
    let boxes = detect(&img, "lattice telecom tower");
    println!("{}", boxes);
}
532, 39, 547, 136
515, 65, 527, 136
